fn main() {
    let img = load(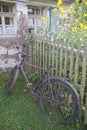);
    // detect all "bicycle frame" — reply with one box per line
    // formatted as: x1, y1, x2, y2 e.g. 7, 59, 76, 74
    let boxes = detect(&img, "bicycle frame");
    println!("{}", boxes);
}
5, 46, 80, 125
15, 47, 71, 102
16, 51, 52, 95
